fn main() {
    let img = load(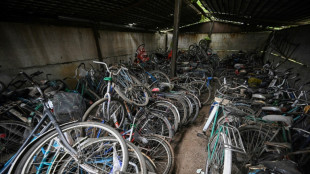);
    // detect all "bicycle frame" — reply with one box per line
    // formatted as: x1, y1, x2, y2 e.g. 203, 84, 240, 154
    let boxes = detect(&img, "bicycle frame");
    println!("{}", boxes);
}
0, 102, 79, 174
202, 97, 246, 174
